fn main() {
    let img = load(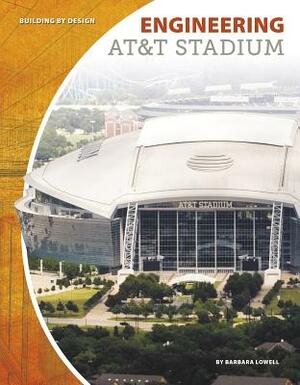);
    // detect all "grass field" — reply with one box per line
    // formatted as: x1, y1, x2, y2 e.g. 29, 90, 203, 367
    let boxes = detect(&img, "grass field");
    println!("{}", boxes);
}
38, 288, 99, 318
266, 287, 300, 315
174, 294, 192, 302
